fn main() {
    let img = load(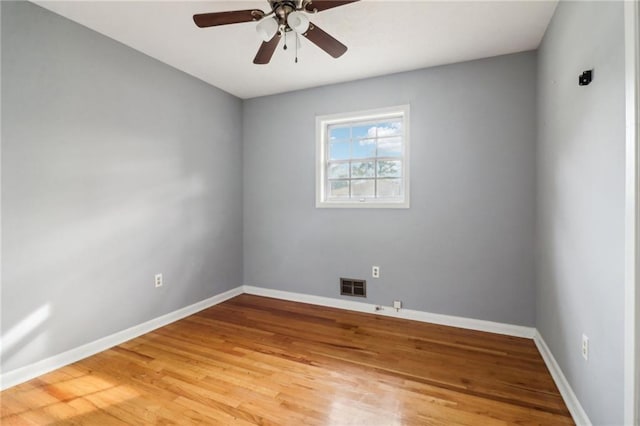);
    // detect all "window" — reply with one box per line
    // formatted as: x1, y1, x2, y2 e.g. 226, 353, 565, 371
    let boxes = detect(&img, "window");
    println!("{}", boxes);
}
316, 105, 410, 208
